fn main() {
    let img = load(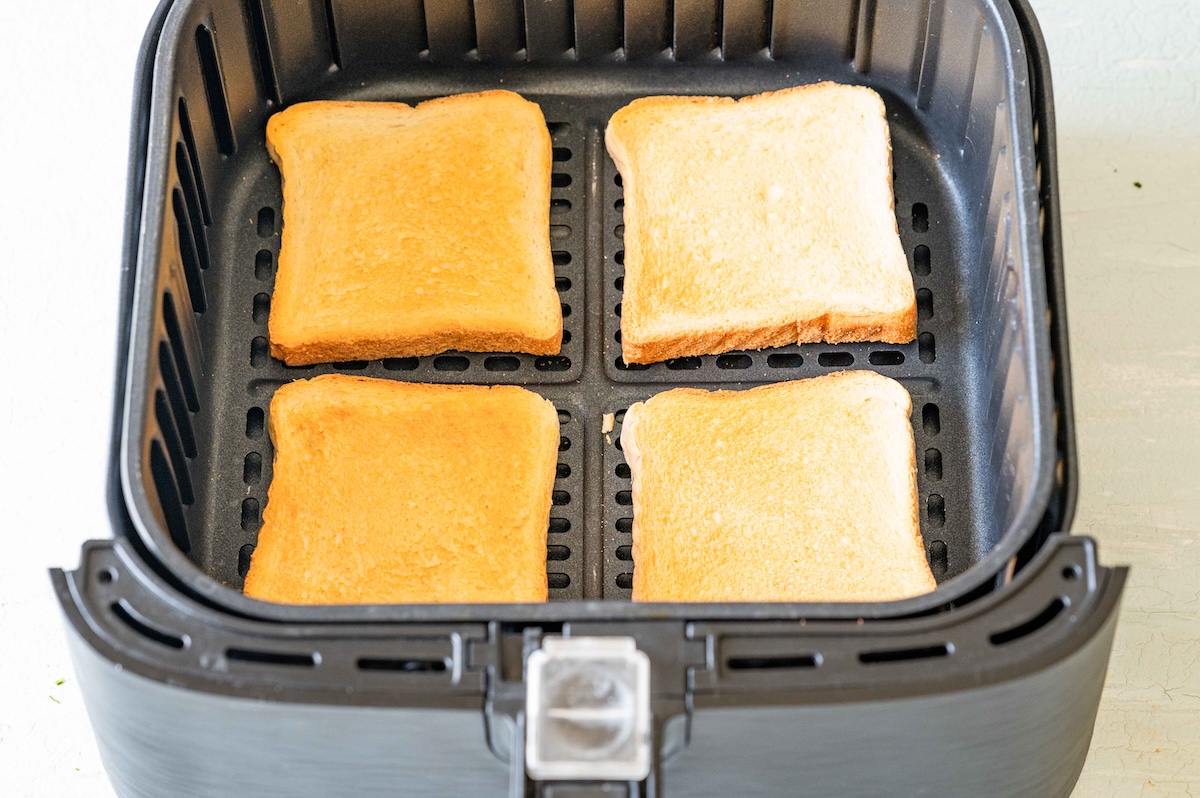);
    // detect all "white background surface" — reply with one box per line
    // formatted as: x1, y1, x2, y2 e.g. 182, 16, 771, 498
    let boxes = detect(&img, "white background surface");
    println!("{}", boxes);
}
0, 1, 1196, 795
